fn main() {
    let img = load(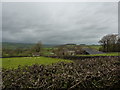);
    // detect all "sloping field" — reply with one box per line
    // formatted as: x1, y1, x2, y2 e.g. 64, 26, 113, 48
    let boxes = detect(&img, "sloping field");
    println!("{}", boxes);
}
81, 45, 101, 50
1, 57, 72, 69
87, 45, 102, 50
